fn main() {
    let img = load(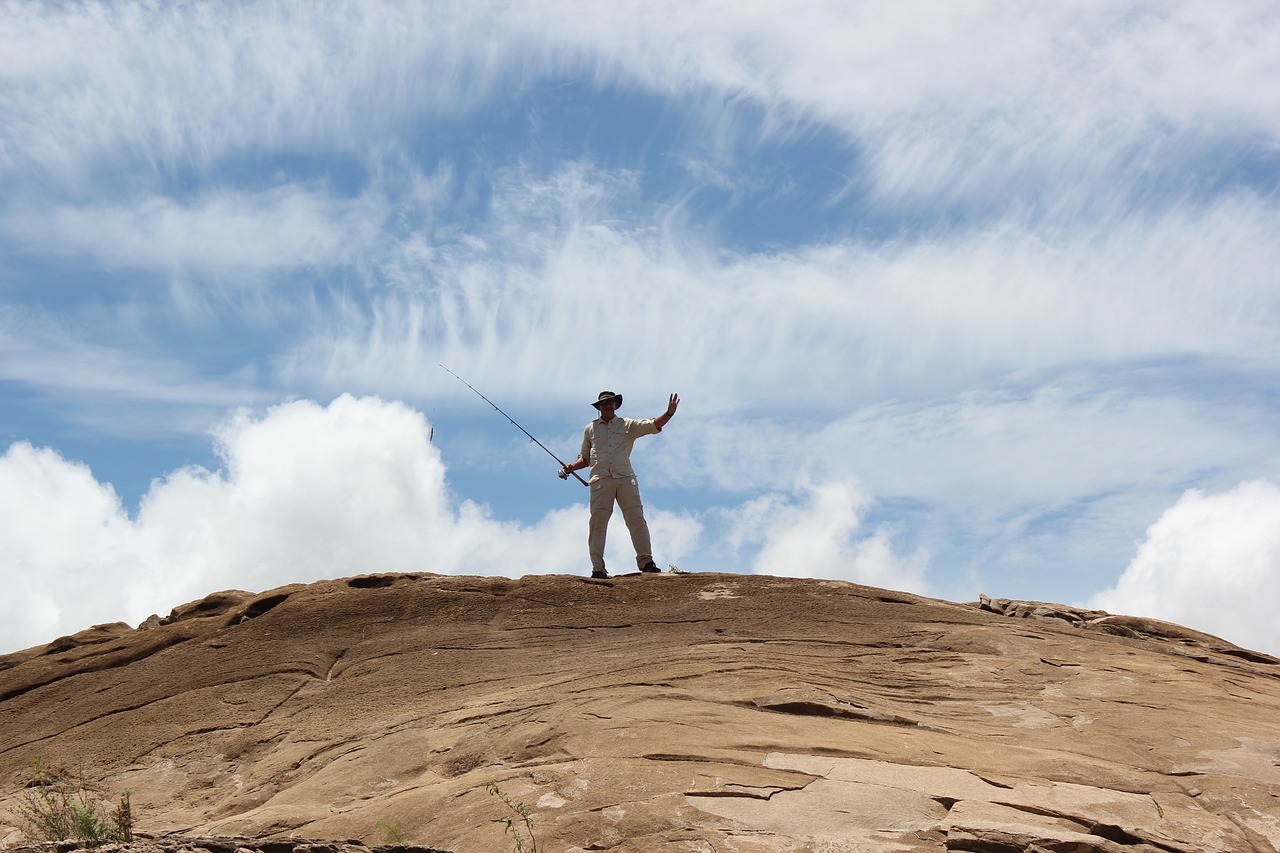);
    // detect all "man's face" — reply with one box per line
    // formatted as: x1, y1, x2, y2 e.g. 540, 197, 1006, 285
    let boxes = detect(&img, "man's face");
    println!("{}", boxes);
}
597, 400, 618, 420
